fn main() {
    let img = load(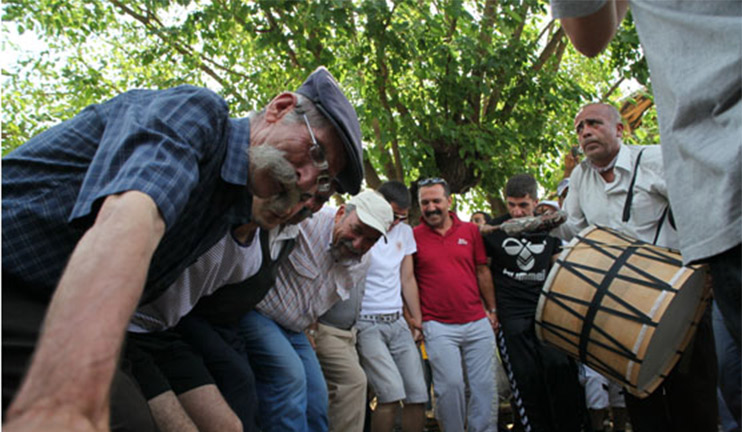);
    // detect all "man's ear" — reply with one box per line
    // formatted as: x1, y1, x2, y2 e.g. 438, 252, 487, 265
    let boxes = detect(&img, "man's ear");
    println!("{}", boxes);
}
264, 92, 298, 124
616, 122, 625, 138
334, 204, 346, 223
